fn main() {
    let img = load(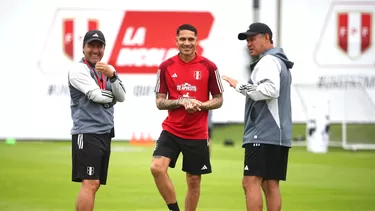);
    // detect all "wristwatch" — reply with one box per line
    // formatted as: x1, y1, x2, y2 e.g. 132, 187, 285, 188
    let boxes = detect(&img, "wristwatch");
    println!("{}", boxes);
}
110, 71, 118, 82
